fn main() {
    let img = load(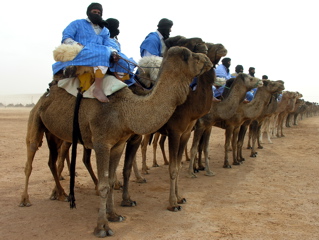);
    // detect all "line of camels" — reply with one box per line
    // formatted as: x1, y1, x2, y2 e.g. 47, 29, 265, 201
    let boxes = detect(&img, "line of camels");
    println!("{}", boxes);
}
19, 35, 319, 237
